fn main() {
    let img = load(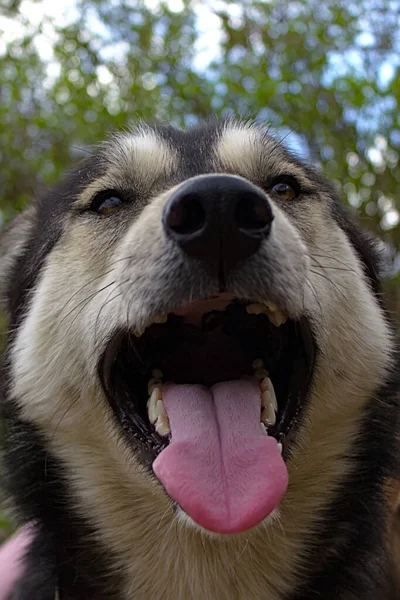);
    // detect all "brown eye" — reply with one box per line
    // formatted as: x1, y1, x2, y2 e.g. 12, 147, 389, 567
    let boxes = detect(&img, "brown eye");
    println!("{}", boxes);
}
90, 191, 124, 216
270, 182, 298, 201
